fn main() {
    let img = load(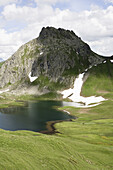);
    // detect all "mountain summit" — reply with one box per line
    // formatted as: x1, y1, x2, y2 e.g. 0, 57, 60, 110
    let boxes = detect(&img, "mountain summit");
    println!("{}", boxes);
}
0, 27, 108, 94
